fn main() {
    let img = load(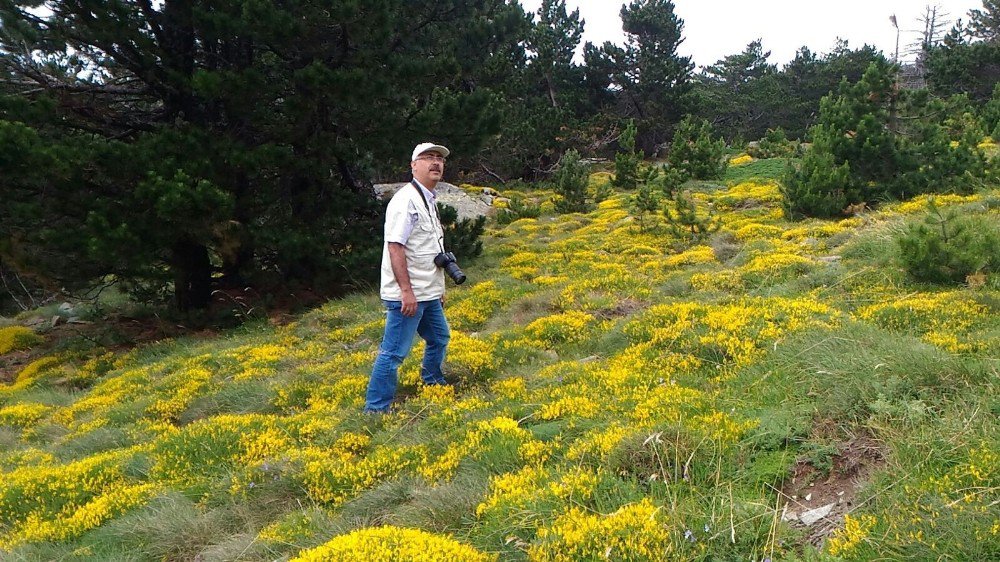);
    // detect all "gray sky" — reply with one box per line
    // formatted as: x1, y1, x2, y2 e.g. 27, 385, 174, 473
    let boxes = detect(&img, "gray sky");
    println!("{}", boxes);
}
519, 0, 983, 68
